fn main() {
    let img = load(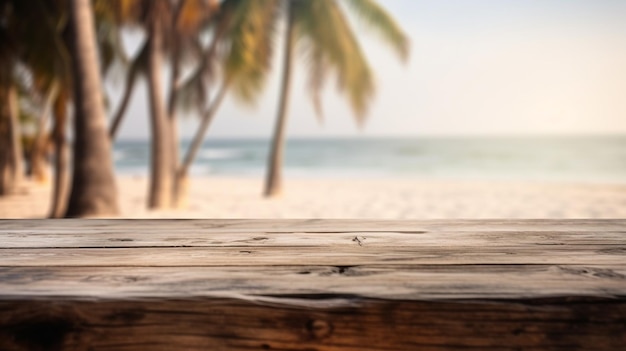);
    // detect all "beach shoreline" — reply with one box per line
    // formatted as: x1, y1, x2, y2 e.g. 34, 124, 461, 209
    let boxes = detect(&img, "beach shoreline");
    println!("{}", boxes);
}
1, 176, 625, 219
